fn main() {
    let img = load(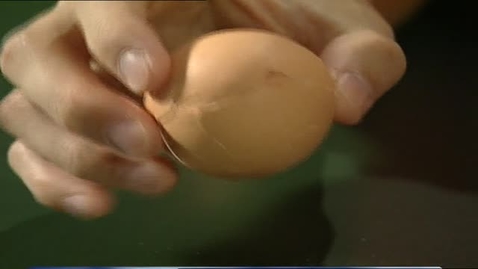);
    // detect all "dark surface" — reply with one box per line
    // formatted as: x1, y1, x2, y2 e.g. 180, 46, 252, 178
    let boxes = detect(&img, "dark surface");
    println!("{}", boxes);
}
0, 1, 476, 268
